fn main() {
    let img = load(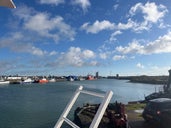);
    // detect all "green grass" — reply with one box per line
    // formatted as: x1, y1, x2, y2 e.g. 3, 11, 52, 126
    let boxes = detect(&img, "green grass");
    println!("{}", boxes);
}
126, 103, 146, 111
